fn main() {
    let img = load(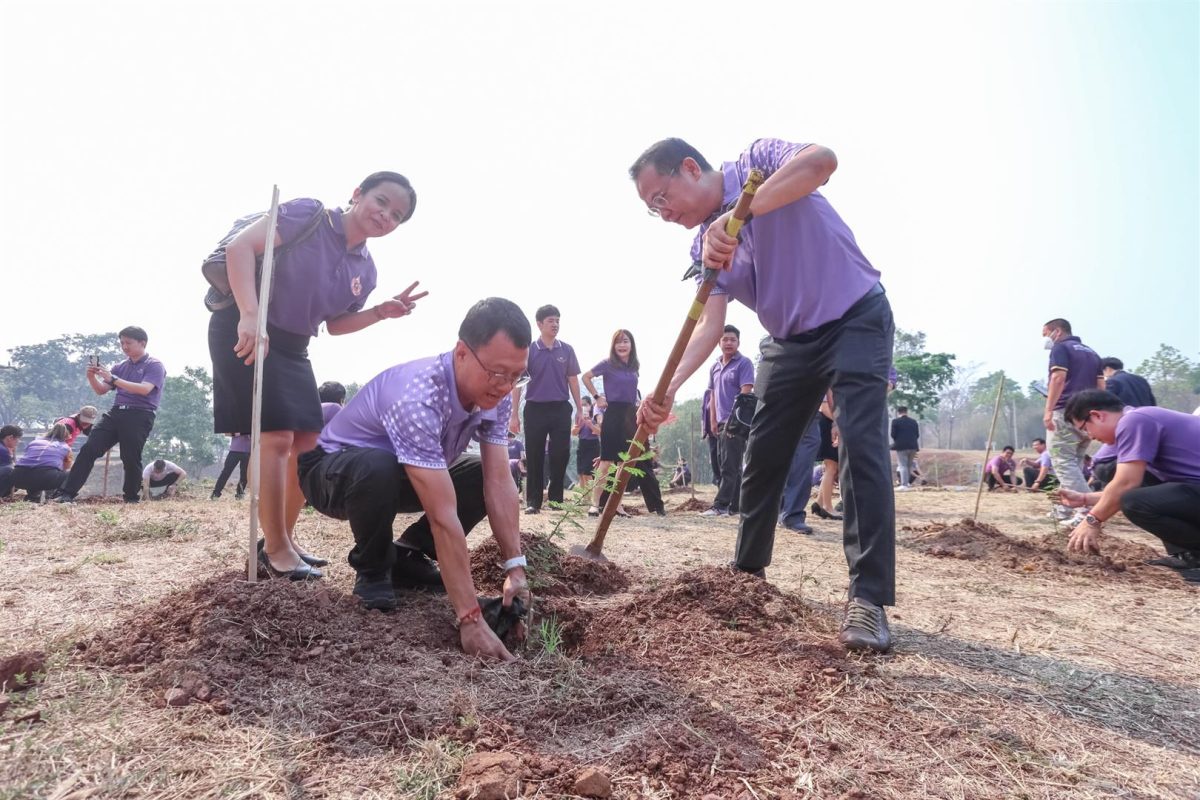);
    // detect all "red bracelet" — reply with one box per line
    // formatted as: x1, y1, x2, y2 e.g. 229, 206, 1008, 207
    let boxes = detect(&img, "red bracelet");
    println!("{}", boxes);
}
458, 605, 482, 626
